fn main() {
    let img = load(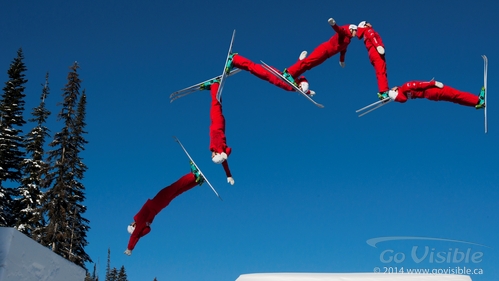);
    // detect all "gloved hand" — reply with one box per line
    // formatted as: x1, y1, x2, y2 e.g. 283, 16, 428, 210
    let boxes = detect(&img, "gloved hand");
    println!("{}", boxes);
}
227, 177, 235, 185
328, 18, 336, 26
339, 61, 345, 68
434, 81, 444, 88
376, 46, 385, 55
124, 249, 132, 256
